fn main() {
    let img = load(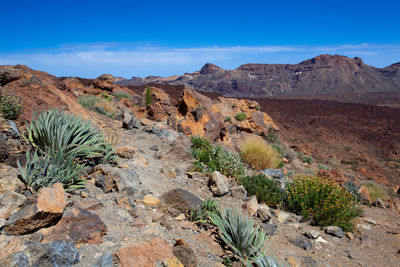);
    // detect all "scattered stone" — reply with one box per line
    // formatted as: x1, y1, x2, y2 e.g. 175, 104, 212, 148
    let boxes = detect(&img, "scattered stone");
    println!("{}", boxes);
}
277, 210, 290, 224
0, 175, 24, 192
325, 226, 344, 238
0, 191, 27, 220
94, 164, 141, 192
136, 153, 149, 166
42, 205, 107, 245
361, 235, 372, 248
300, 257, 317, 267
122, 111, 140, 130
80, 191, 88, 198
289, 236, 312, 250
0, 237, 26, 260
77, 197, 103, 211
357, 223, 371, 230
315, 236, 328, 244
305, 229, 321, 239
257, 204, 272, 222
373, 198, 387, 209
243, 195, 259, 217
261, 222, 278, 236
0, 251, 29, 267
142, 194, 160, 207
161, 188, 202, 215
4, 183, 66, 235
116, 146, 138, 159
150, 145, 159, 151
346, 232, 354, 240
161, 165, 177, 178
172, 242, 198, 267
25, 240, 79, 266
363, 217, 378, 225
116, 196, 137, 217
113, 237, 177, 267
208, 171, 230, 196
230, 185, 247, 199
94, 251, 114, 267
175, 214, 185, 221
290, 222, 302, 230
